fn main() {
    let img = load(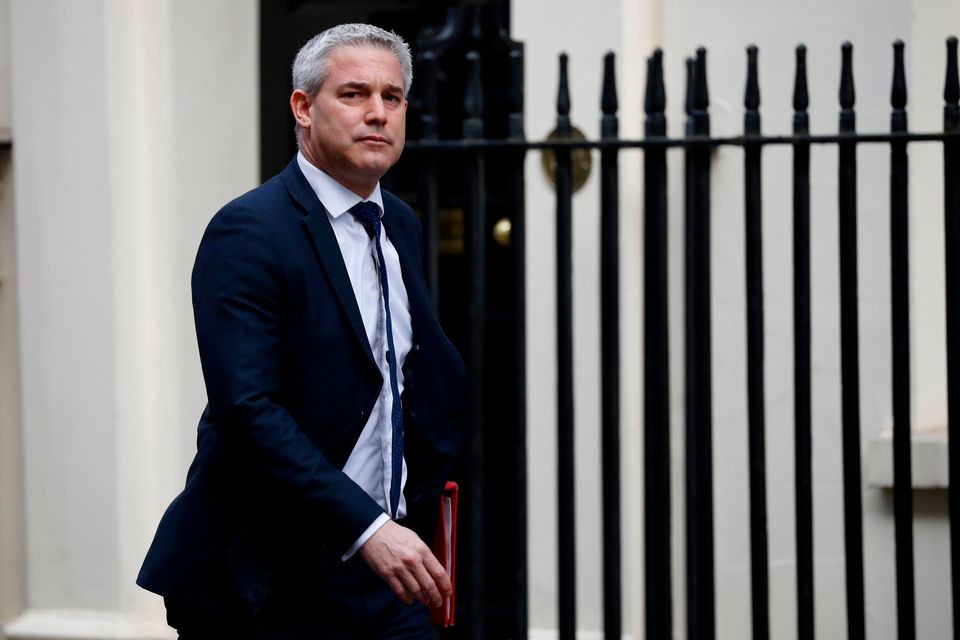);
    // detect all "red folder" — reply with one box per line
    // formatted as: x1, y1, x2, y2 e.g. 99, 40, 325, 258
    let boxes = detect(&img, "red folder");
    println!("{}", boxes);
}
429, 481, 458, 627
